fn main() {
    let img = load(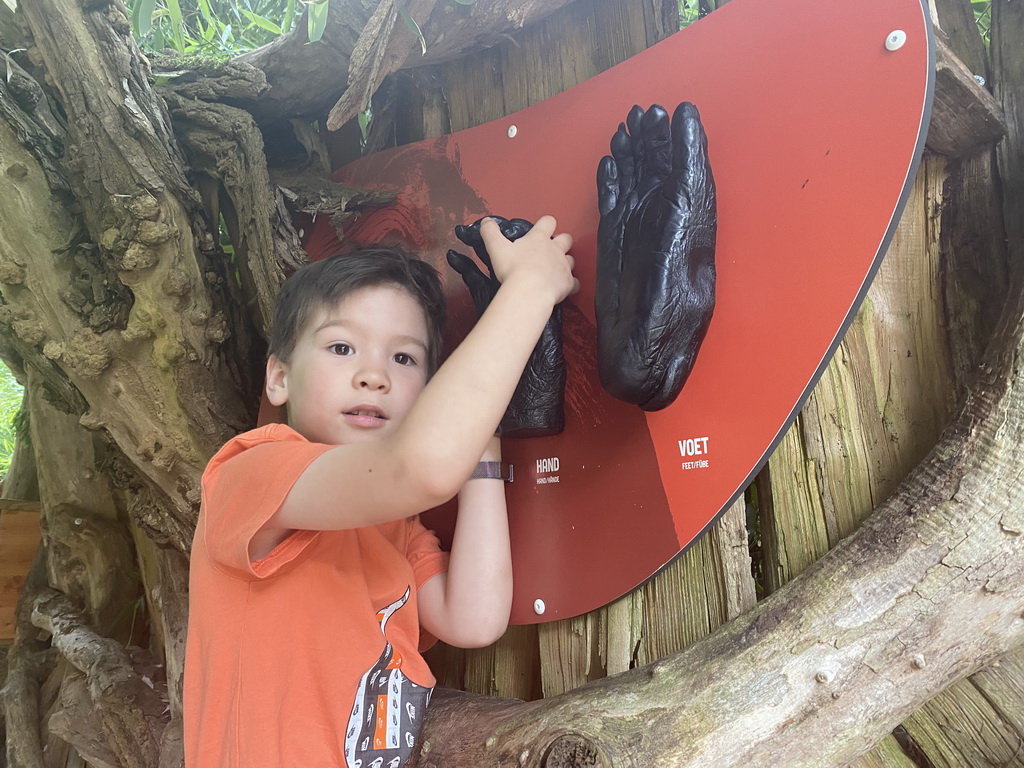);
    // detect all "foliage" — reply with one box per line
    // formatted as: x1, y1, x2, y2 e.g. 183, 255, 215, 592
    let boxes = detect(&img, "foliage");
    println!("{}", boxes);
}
678, 0, 699, 28
973, 0, 991, 46
0, 363, 23, 479
126, 0, 298, 57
